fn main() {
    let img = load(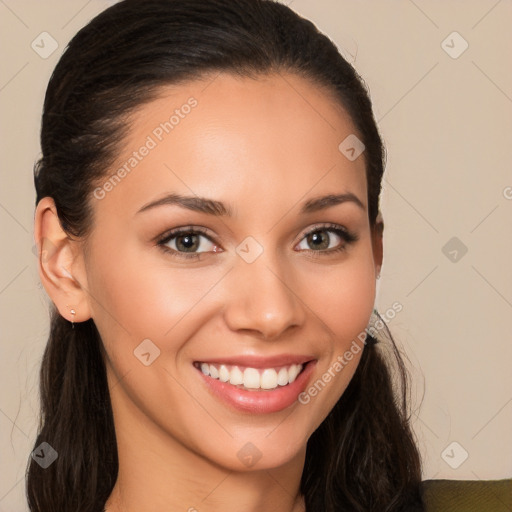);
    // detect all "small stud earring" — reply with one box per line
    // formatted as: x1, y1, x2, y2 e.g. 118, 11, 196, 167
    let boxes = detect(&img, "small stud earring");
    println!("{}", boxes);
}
70, 309, 76, 329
